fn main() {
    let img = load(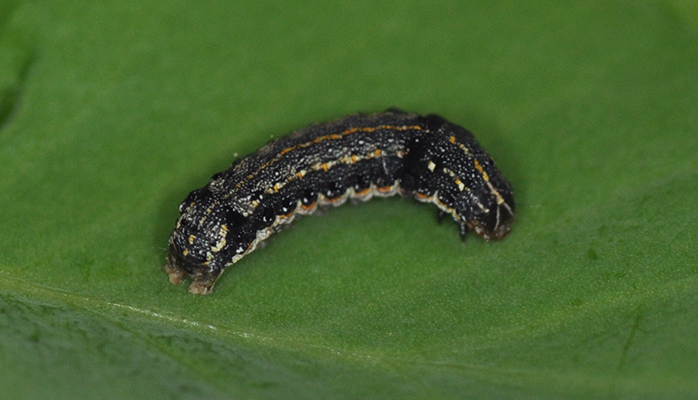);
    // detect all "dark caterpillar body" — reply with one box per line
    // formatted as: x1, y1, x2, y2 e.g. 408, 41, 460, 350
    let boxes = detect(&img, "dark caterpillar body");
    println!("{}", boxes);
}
166, 110, 515, 294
